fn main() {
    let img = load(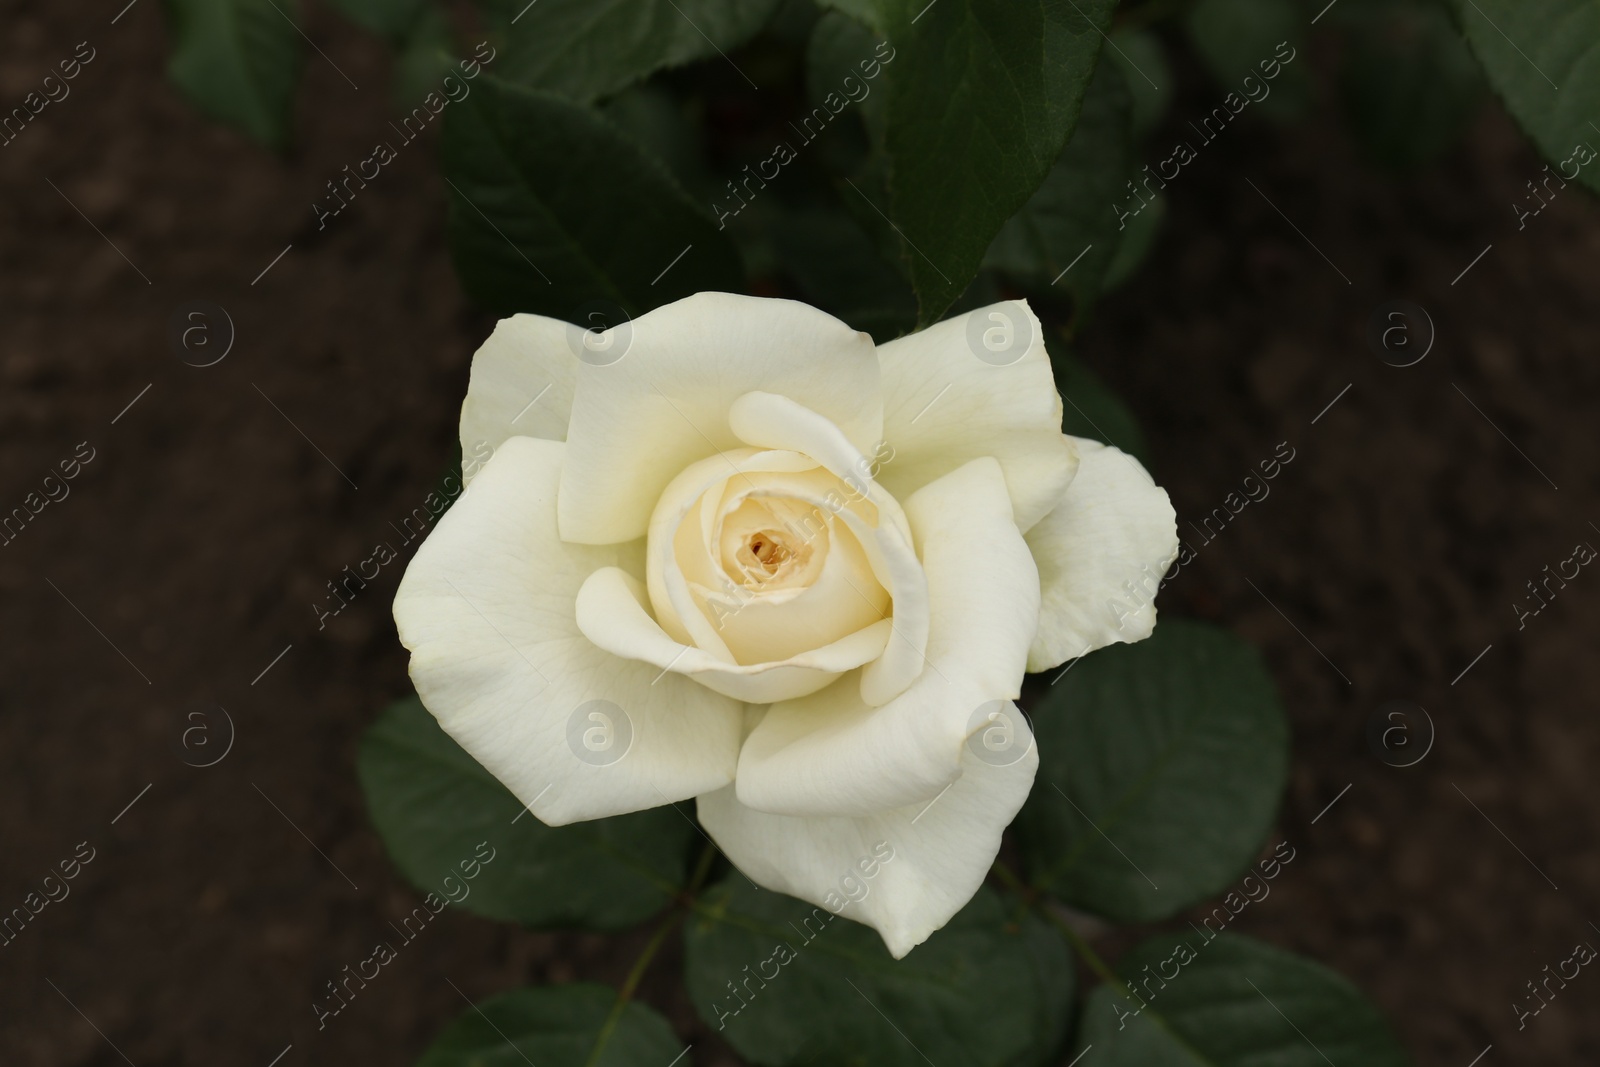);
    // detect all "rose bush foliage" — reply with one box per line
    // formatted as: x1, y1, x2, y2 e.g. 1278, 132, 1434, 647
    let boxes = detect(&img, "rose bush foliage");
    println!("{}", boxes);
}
393, 292, 1177, 956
